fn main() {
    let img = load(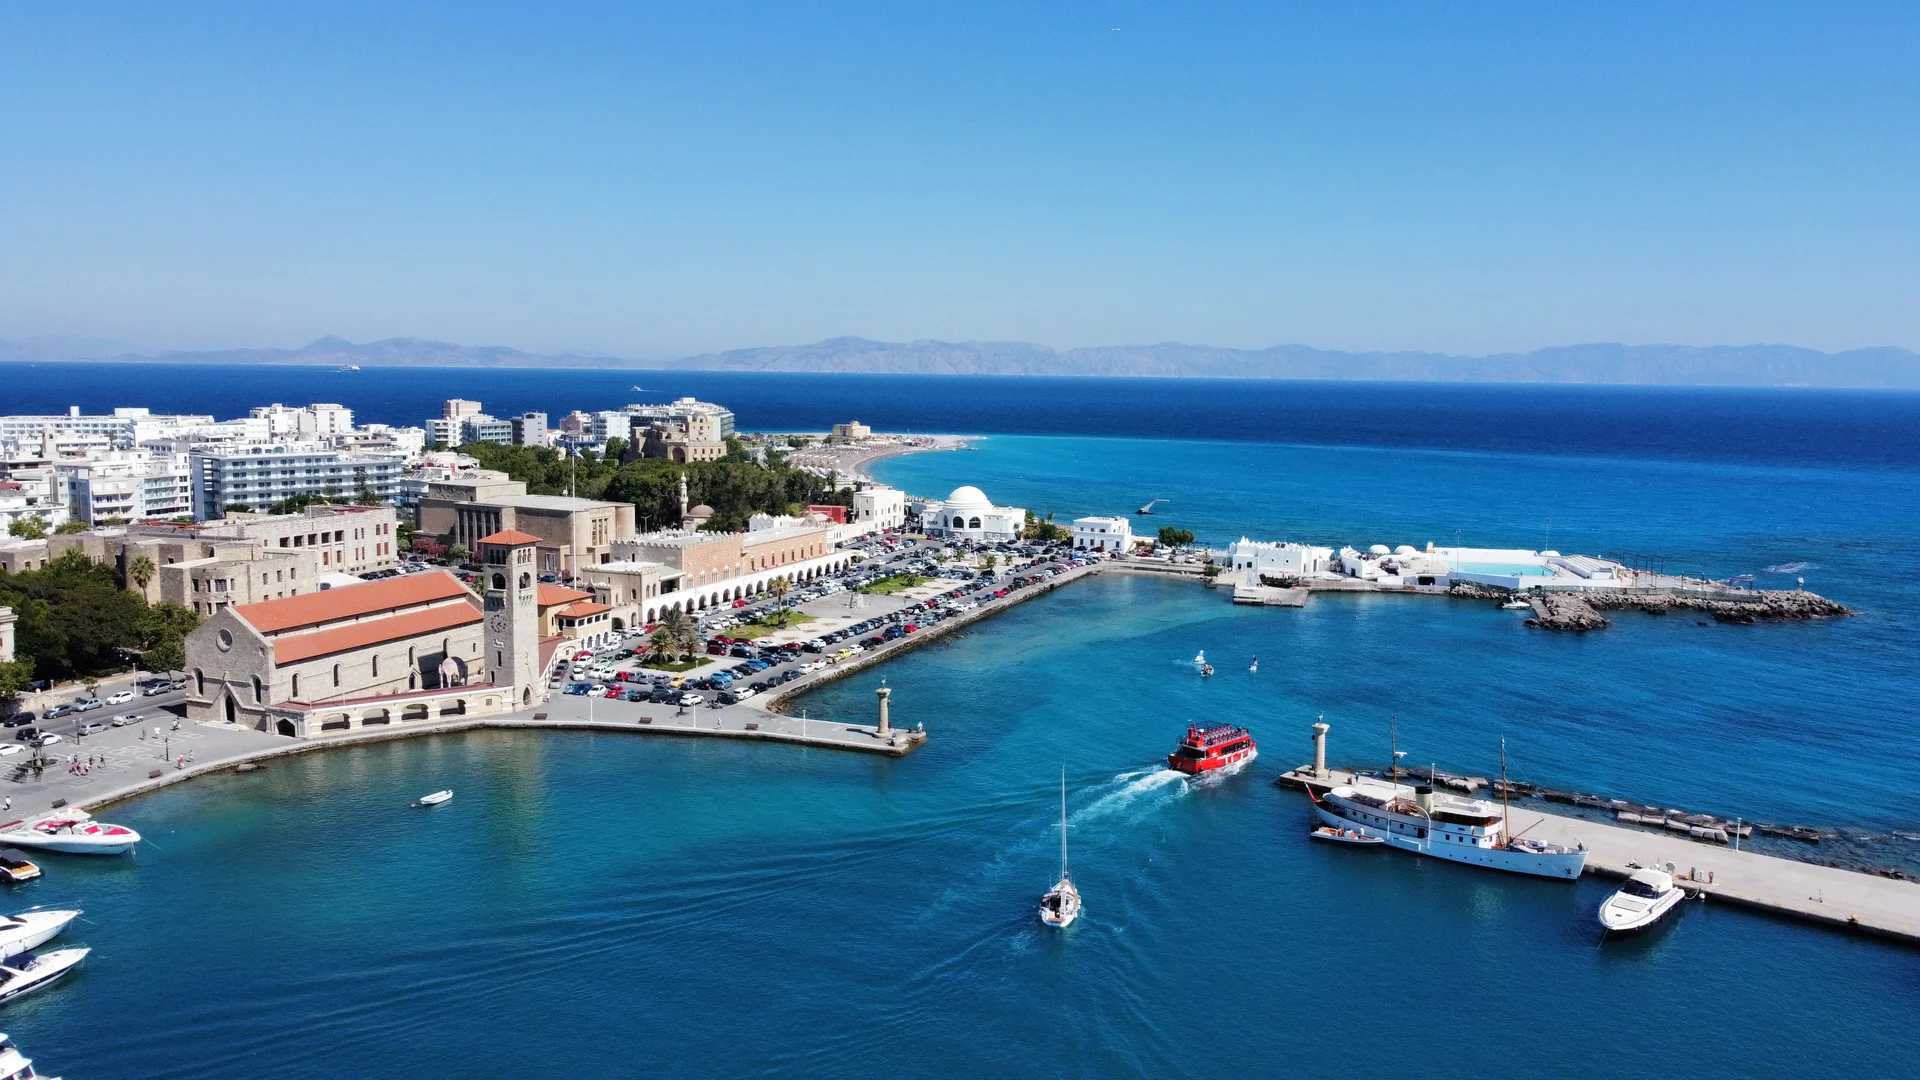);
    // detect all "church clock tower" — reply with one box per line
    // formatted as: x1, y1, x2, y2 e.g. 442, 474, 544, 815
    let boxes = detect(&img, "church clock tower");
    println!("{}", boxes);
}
478, 529, 542, 706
